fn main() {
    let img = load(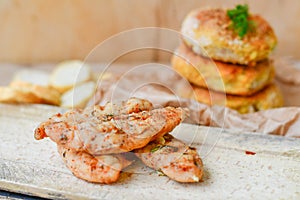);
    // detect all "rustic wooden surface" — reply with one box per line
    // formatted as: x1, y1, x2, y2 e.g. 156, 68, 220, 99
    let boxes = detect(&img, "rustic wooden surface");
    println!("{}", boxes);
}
0, 104, 300, 199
